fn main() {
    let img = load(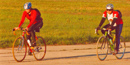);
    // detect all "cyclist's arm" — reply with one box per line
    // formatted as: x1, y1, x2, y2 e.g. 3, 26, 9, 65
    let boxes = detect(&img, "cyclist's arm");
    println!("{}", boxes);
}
111, 18, 117, 26
110, 12, 118, 27
98, 18, 106, 27
27, 11, 37, 28
18, 11, 26, 27
98, 11, 107, 28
